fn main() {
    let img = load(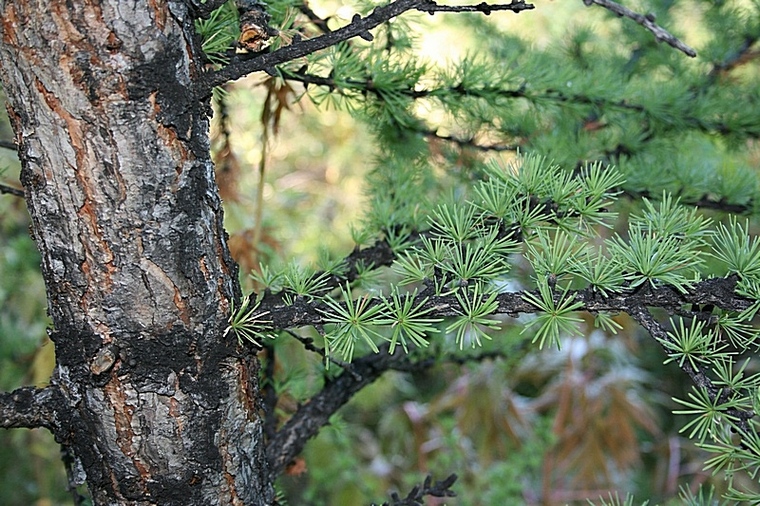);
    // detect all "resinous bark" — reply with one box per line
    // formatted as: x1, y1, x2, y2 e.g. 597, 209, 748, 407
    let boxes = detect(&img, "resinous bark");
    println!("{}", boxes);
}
0, 1, 272, 504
